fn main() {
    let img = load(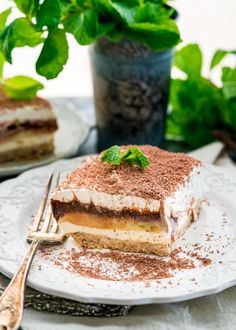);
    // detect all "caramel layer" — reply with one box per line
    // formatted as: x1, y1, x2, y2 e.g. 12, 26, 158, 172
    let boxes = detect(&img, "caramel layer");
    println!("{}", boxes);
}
59, 212, 163, 233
